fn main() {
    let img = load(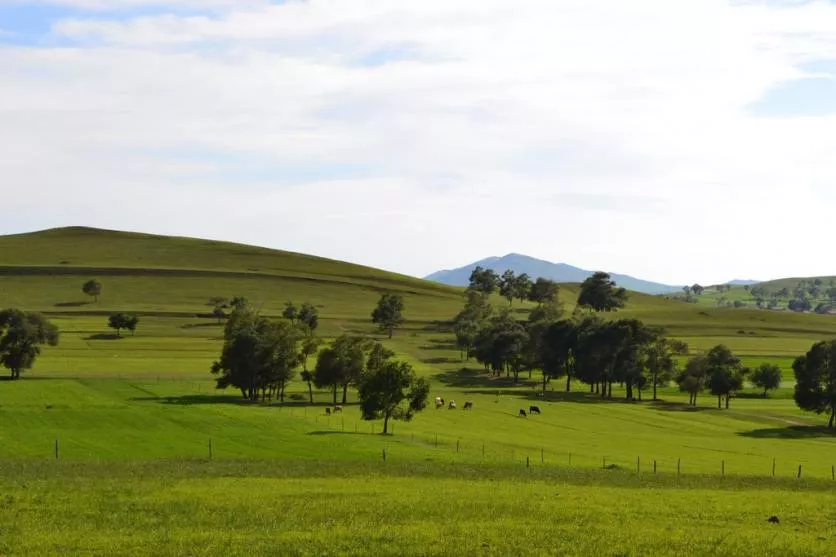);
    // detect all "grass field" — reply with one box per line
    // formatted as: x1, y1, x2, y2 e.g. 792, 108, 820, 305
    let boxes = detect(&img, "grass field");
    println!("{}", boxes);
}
1, 227, 836, 555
